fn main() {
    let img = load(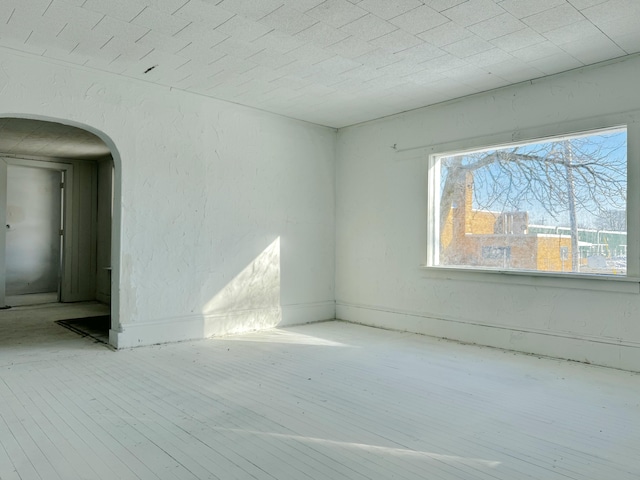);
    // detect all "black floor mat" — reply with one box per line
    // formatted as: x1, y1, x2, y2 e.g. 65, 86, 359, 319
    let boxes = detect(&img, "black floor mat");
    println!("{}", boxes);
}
56, 315, 111, 345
